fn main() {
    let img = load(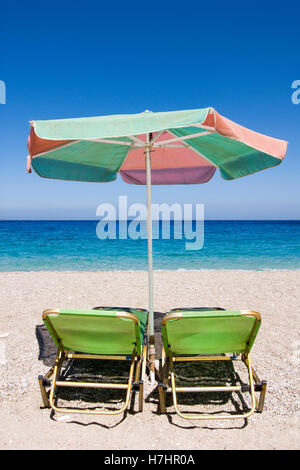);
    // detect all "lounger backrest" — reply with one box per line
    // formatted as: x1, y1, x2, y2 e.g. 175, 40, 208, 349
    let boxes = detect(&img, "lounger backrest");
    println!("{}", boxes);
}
43, 308, 147, 355
162, 310, 261, 355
